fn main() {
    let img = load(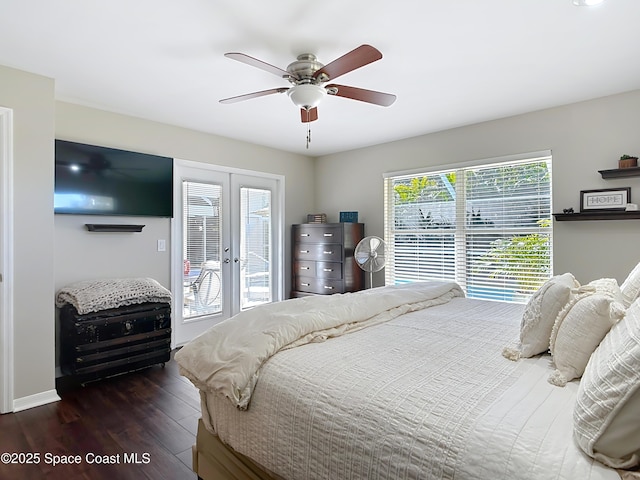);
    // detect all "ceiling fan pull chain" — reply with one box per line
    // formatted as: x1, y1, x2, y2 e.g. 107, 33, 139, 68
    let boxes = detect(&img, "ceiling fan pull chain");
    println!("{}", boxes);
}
306, 124, 311, 149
